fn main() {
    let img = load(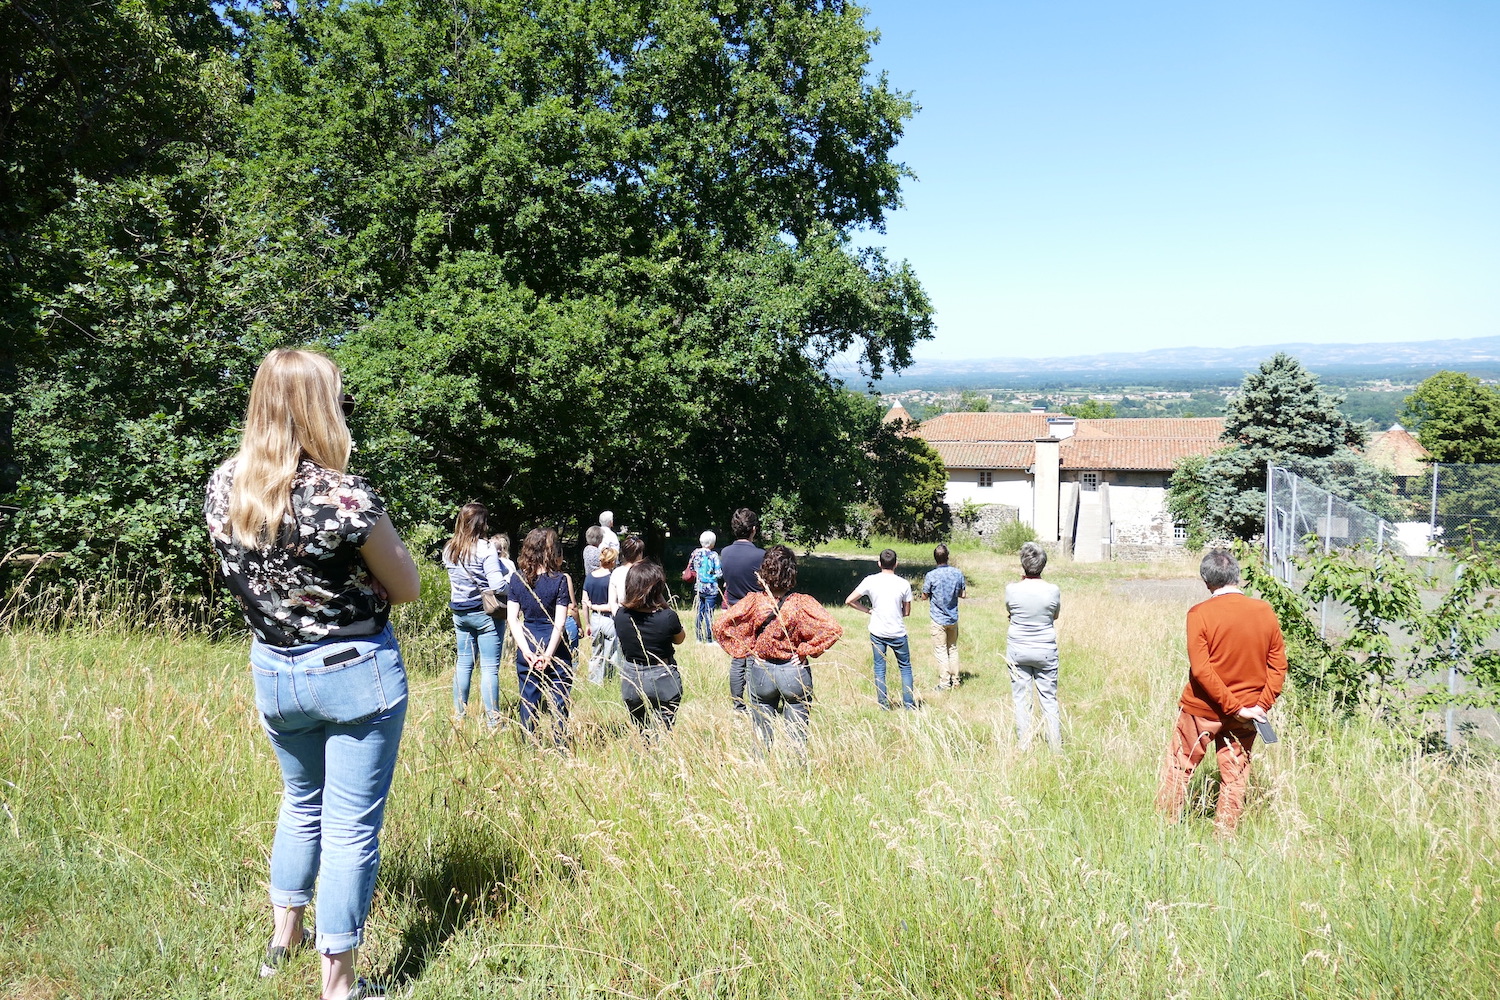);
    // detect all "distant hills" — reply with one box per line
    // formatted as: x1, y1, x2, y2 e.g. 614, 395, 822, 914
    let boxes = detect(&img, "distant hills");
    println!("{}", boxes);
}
872, 335, 1500, 389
